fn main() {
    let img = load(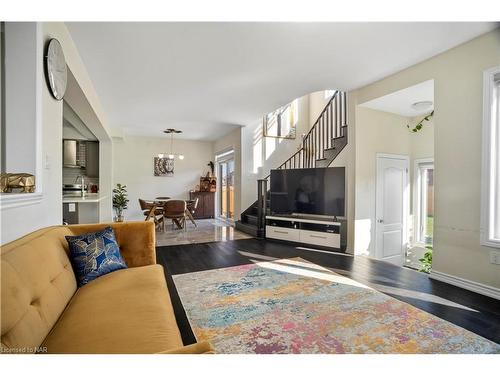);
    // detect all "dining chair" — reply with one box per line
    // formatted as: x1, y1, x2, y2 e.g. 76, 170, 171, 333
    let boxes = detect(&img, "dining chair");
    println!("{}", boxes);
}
185, 198, 199, 227
163, 200, 187, 231
138, 199, 164, 230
